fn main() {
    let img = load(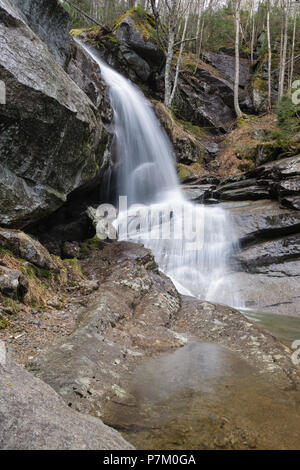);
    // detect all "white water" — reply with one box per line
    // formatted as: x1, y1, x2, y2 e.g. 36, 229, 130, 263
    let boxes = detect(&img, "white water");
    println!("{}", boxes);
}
78, 42, 241, 308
